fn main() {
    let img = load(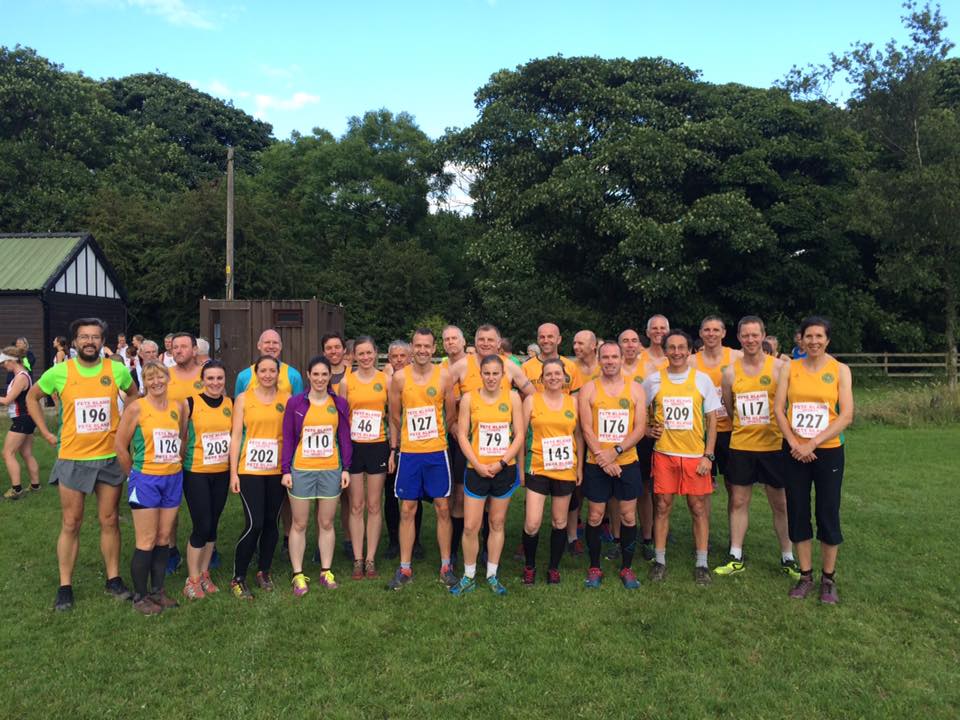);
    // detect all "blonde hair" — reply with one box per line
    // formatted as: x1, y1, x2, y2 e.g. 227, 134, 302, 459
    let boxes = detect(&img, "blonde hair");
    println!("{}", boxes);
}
2, 346, 24, 360
140, 360, 170, 383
